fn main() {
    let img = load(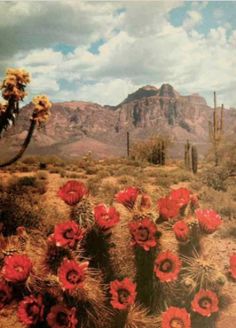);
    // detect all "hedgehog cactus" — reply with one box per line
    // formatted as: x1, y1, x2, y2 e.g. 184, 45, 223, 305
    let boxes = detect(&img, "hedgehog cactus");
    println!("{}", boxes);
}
0, 178, 233, 328
0, 68, 51, 167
